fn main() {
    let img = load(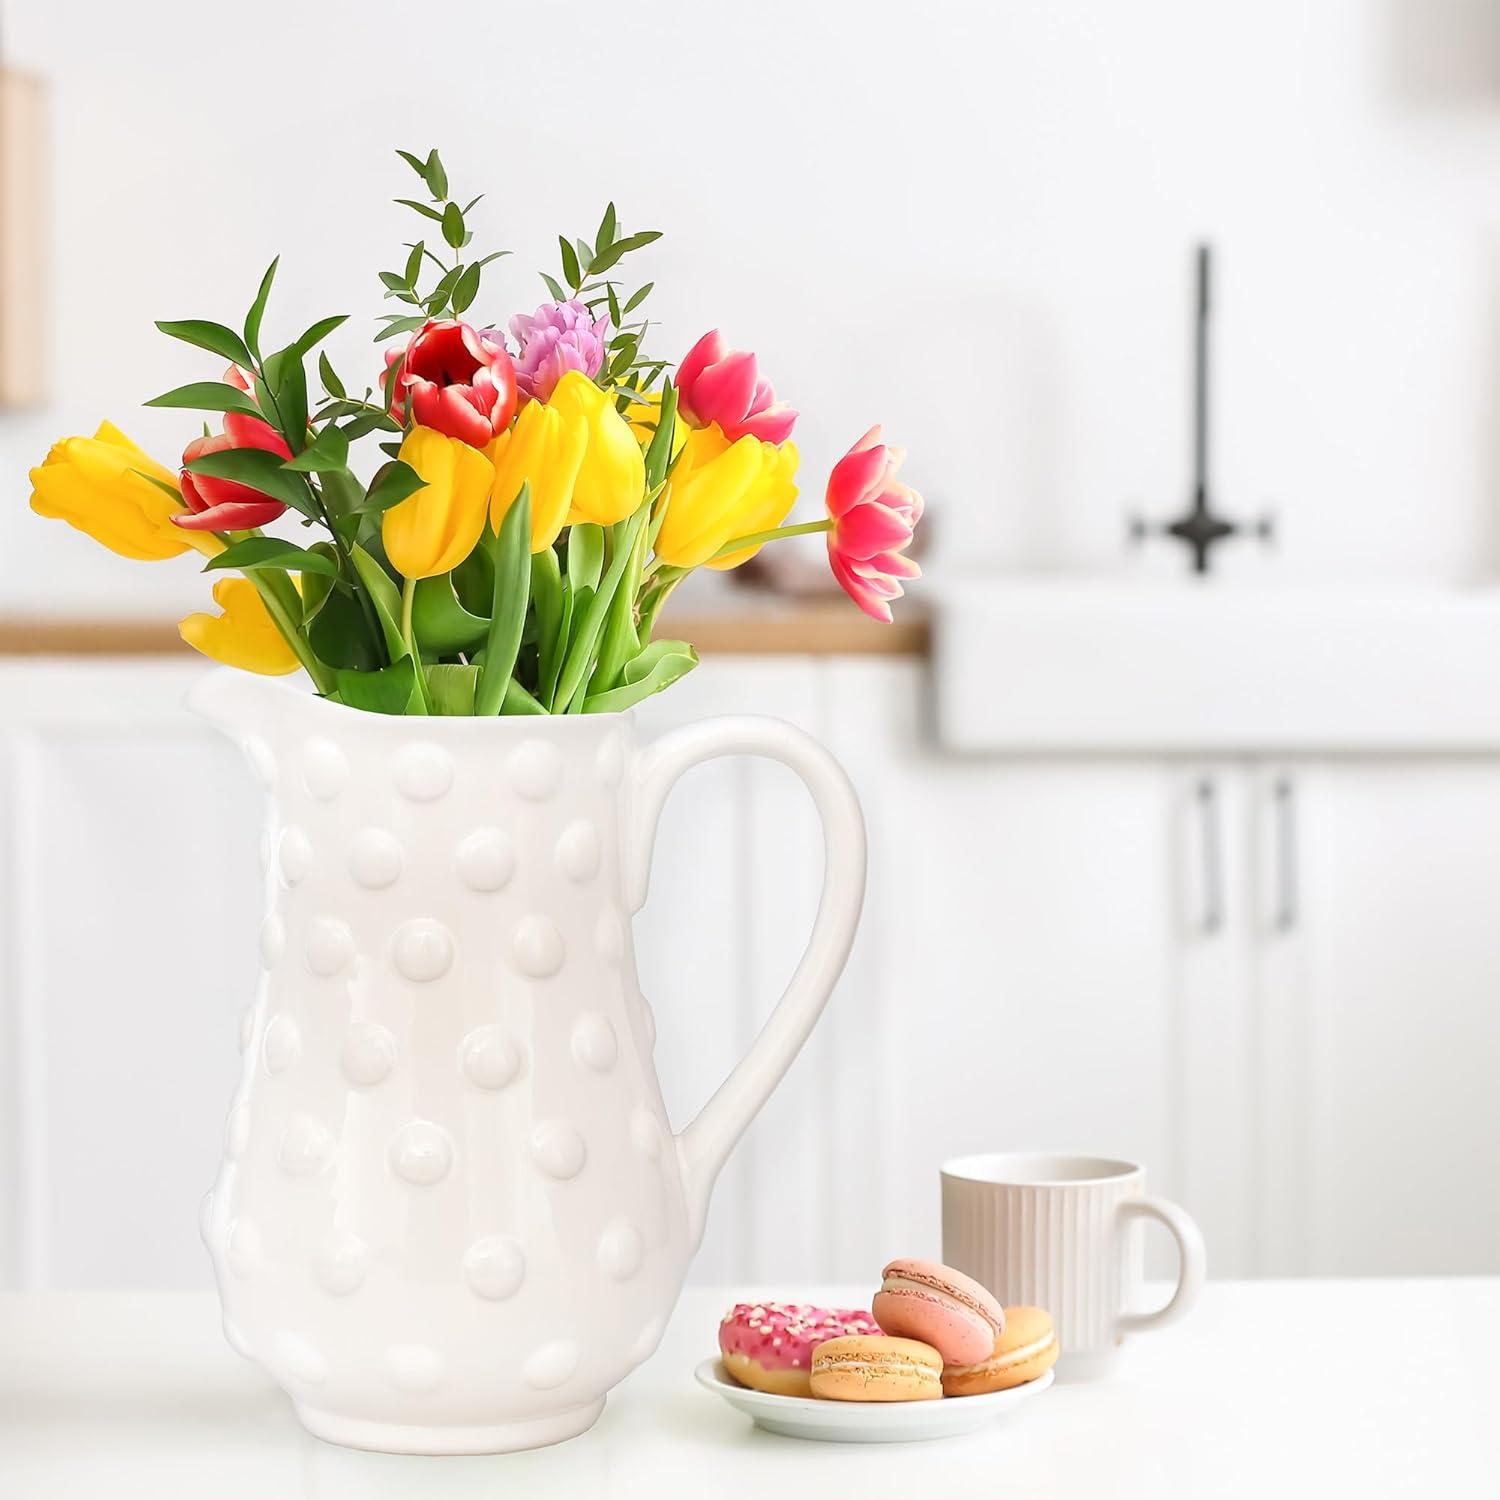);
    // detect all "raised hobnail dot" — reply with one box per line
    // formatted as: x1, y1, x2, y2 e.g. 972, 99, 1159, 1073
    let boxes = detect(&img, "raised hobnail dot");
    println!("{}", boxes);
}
277, 826, 313, 886
348, 828, 403, 889
314, 1229, 371, 1296
455, 828, 515, 892
262, 1014, 301, 1075
597, 1219, 644, 1281
463, 1234, 526, 1301
513, 914, 565, 977
570, 1012, 617, 1072
507, 738, 561, 800
460, 1025, 522, 1091
301, 736, 349, 801
341, 1021, 397, 1087
555, 818, 601, 882
389, 1120, 454, 1185
278, 1114, 336, 1175
392, 918, 455, 983
629, 1107, 664, 1161
393, 741, 454, 801
257, 914, 285, 969
530, 1118, 586, 1179
305, 917, 355, 977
